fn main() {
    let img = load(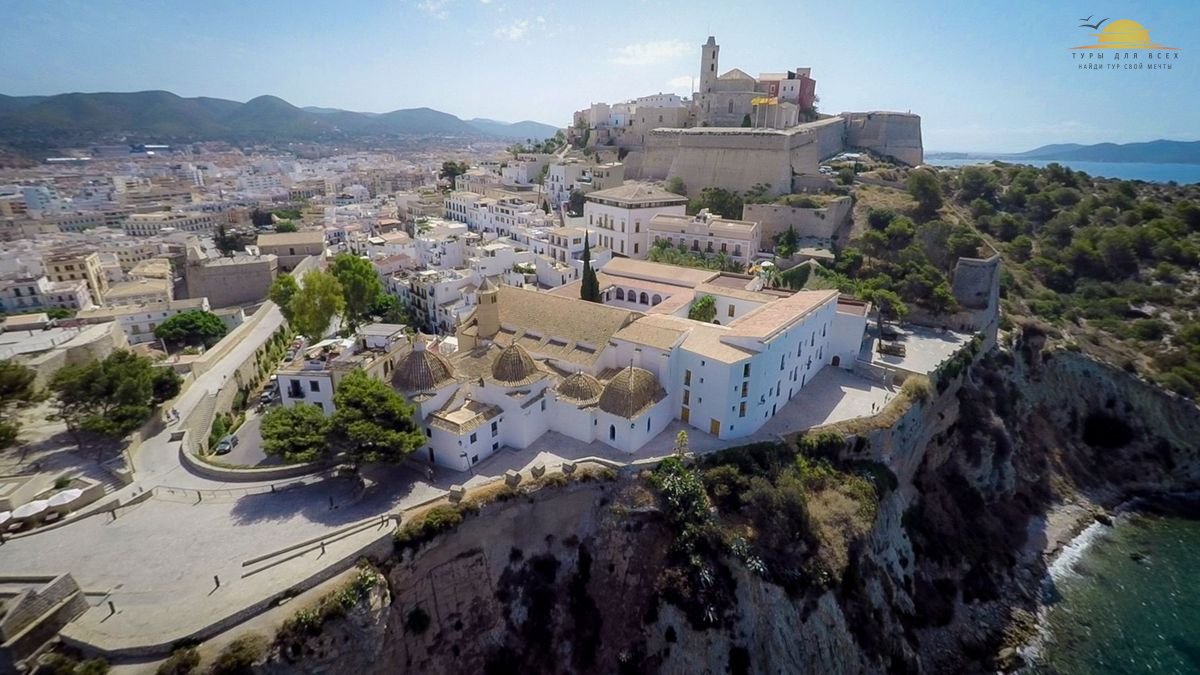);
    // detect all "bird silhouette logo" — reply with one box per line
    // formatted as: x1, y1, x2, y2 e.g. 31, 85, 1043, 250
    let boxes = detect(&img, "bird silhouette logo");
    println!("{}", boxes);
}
1070, 17, 1178, 50
1078, 15, 1109, 29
